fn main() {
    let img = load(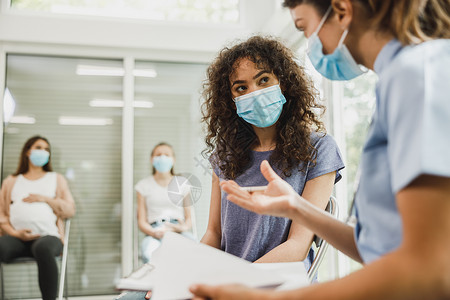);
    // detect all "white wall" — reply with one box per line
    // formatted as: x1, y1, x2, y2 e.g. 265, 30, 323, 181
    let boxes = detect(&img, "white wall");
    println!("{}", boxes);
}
0, 0, 294, 61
